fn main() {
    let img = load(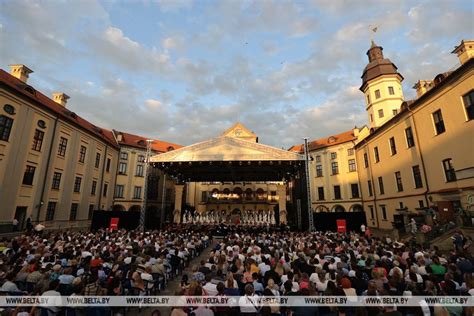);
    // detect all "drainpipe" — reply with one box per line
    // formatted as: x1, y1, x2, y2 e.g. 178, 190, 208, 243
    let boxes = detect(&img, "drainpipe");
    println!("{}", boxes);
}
37, 117, 59, 222
98, 145, 108, 209
408, 106, 431, 209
